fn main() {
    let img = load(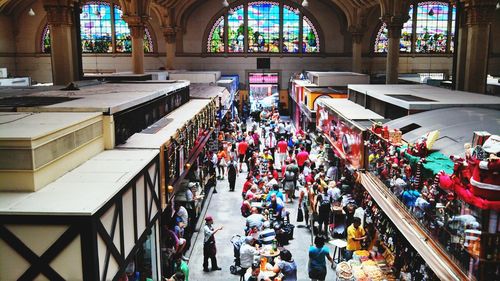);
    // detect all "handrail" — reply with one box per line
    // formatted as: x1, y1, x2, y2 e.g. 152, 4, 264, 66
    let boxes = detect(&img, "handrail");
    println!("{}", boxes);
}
361, 172, 470, 281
